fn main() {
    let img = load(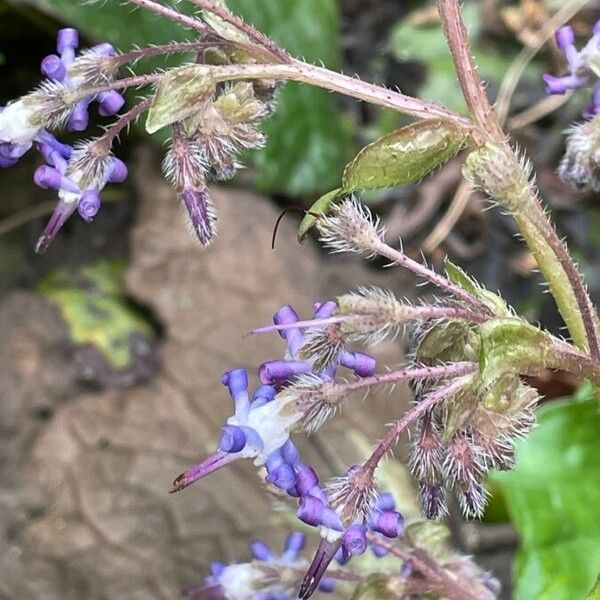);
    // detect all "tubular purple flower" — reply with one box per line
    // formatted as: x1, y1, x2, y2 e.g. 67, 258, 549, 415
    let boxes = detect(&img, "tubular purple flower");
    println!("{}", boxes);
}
259, 359, 312, 385
77, 189, 101, 222
97, 90, 125, 117
250, 540, 273, 561
218, 424, 247, 453
369, 510, 404, 538
341, 525, 368, 557
41, 55, 67, 81
180, 187, 217, 246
